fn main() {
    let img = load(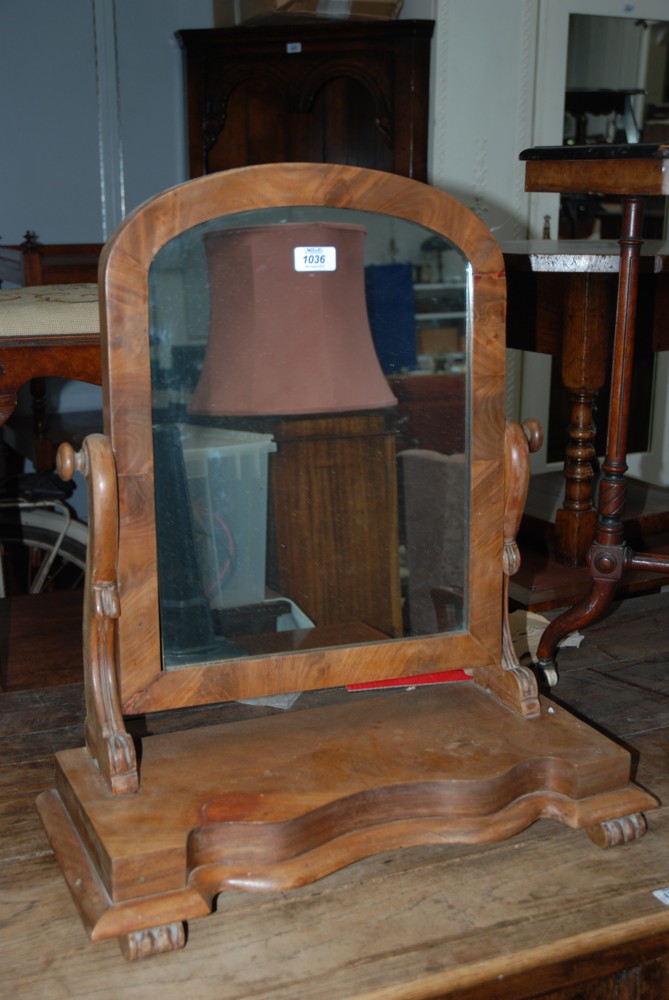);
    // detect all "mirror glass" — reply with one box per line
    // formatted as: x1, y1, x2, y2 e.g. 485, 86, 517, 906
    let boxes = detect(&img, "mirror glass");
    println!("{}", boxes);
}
148, 207, 471, 669
561, 15, 669, 241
